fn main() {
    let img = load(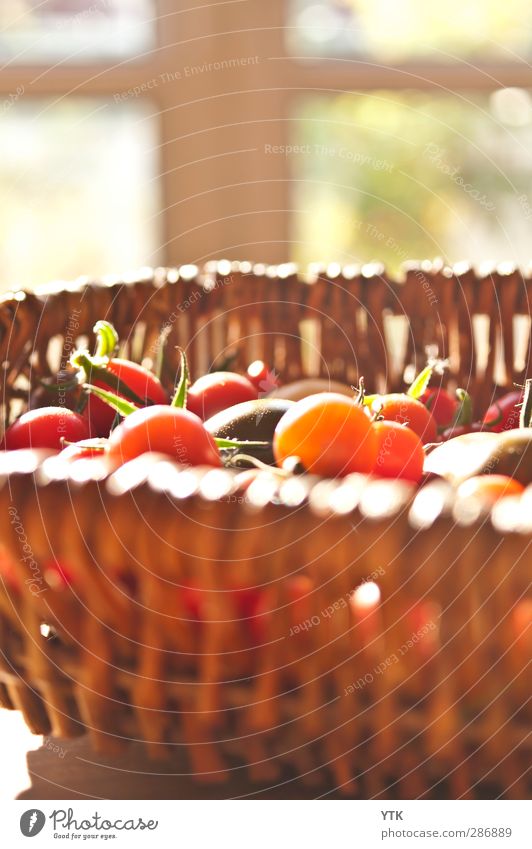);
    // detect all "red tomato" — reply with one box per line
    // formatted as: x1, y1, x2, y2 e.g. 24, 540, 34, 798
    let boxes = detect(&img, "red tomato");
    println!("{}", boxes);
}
372, 420, 425, 483
482, 390, 523, 433
84, 358, 169, 437
246, 361, 279, 394
186, 372, 258, 420
2, 406, 90, 451
420, 387, 458, 429
106, 405, 221, 467
273, 393, 377, 477
372, 394, 438, 444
